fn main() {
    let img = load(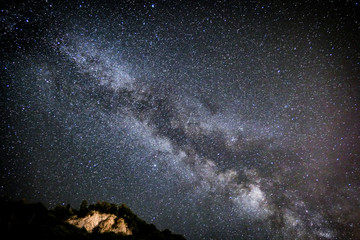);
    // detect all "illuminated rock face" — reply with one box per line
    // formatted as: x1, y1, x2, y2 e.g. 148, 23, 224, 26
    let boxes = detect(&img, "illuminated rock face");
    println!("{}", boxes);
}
67, 210, 132, 235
